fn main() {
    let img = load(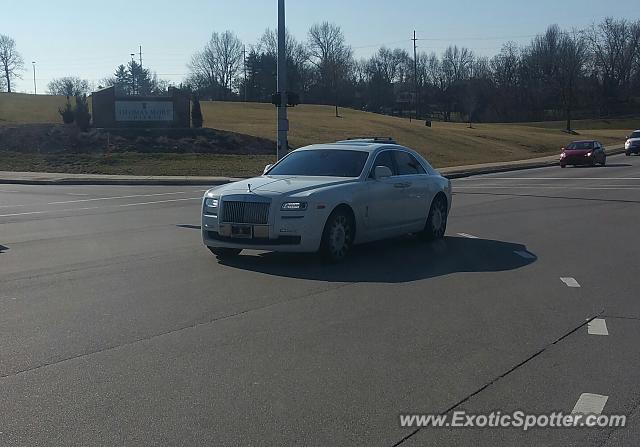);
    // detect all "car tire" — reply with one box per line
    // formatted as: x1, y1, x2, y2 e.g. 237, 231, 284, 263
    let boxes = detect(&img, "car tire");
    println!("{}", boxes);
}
320, 208, 354, 262
626, 151, 631, 156
421, 194, 448, 241
560, 163, 567, 168
600, 158, 607, 166
208, 247, 242, 259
